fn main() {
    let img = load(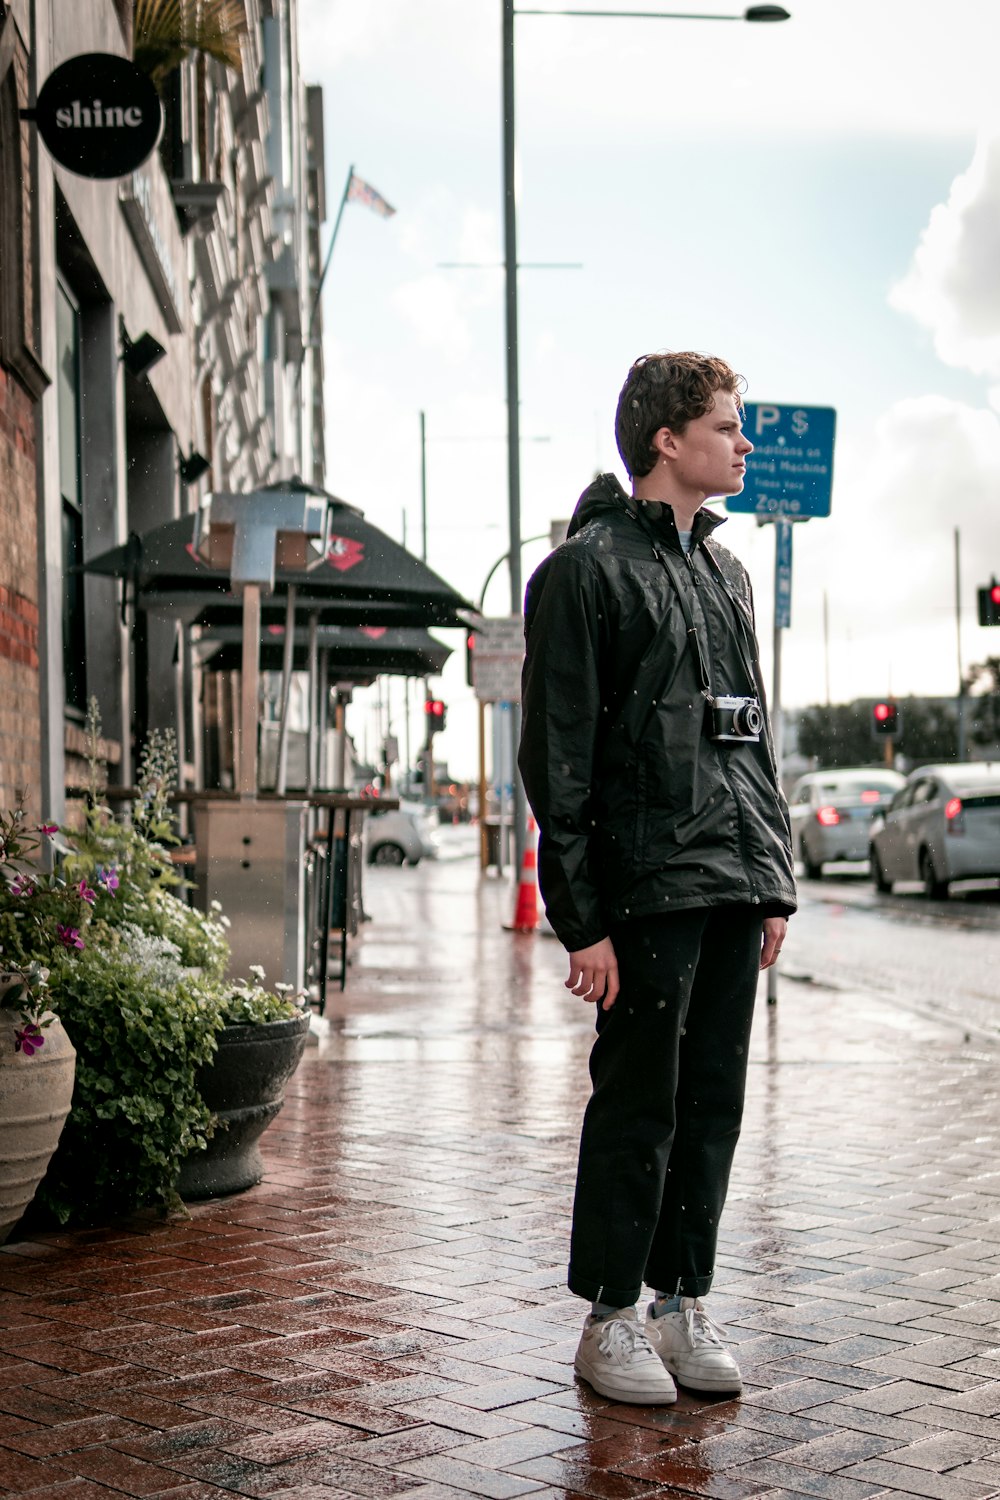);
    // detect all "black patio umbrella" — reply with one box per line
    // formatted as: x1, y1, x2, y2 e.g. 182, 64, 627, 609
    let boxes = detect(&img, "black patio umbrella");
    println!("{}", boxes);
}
195, 623, 452, 678
81, 482, 473, 791
144, 592, 472, 631
83, 497, 474, 615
